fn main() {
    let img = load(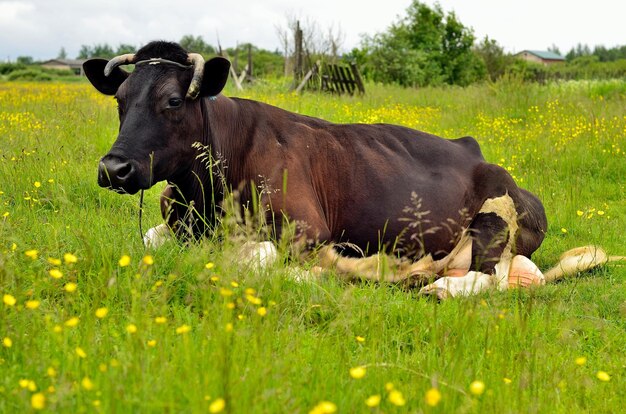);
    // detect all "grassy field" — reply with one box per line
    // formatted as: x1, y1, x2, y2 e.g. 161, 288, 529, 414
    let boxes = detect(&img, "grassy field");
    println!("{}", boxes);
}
0, 77, 625, 413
